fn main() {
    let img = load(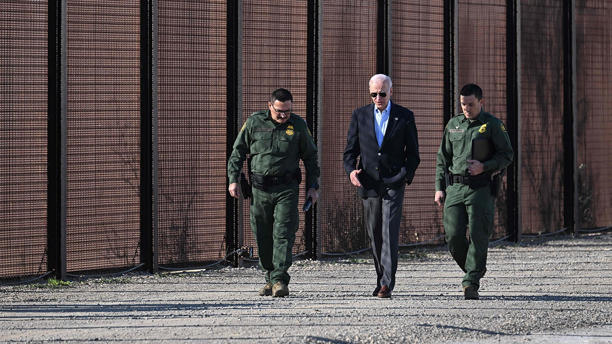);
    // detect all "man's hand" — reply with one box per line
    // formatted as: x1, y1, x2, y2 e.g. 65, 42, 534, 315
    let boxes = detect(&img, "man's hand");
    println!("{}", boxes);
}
467, 159, 484, 176
306, 188, 319, 205
228, 182, 240, 199
349, 169, 362, 187
434, 190, 445, 207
